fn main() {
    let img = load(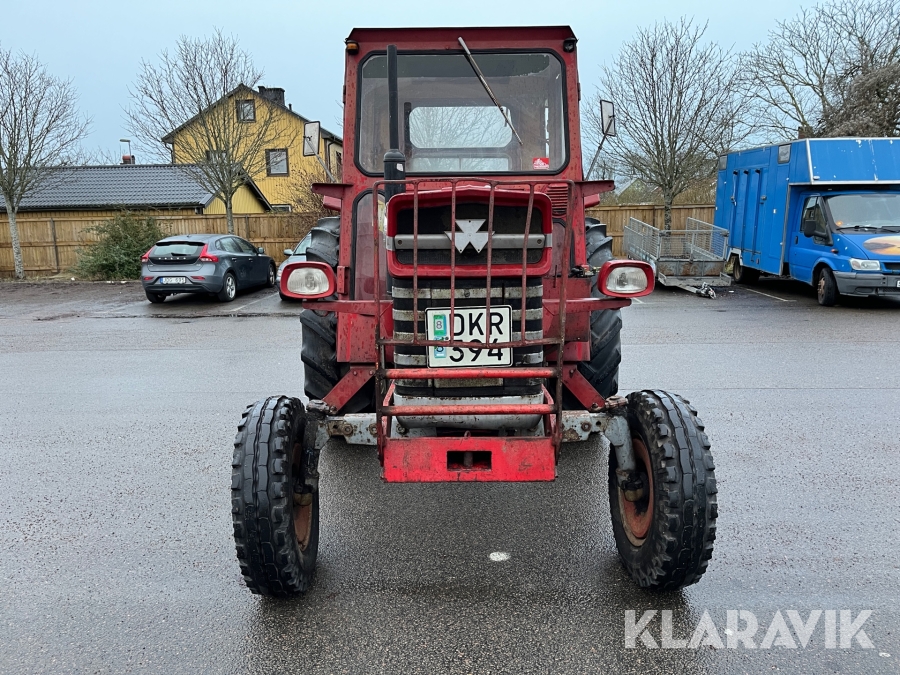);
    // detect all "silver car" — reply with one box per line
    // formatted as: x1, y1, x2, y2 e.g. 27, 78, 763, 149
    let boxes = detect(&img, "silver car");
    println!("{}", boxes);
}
141, 234, 276, 303
276, 233, 312, 300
